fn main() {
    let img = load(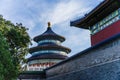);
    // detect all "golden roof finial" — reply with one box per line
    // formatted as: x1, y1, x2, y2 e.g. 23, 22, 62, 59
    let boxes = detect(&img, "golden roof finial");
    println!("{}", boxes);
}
48, 22, 51, 27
